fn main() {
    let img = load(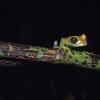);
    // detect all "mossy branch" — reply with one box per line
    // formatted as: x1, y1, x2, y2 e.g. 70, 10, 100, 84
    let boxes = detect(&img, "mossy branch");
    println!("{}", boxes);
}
0, 41, 100, 70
